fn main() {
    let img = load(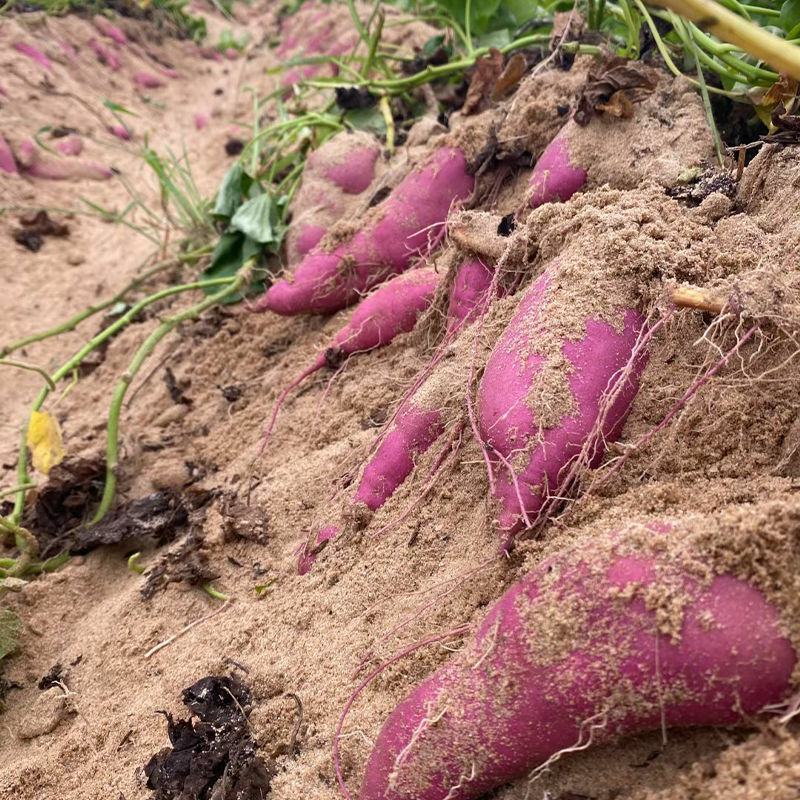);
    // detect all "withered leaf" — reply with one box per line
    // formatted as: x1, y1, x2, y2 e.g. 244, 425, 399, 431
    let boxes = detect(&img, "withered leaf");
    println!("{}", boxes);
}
144, 675, 276, 800
491, 53, 527, 101
574, 55, 656, 126
596, 89, 635, 119
462, 48, 503, 115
